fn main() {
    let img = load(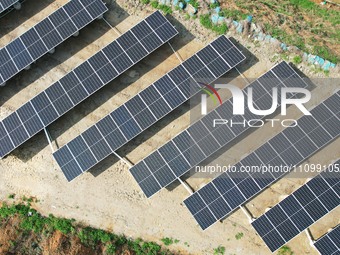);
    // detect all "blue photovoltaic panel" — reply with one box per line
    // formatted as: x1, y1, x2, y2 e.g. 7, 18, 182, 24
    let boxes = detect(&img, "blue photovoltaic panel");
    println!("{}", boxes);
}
314, 225, 340, 255
0, 0, 19, 13
183, 91, 339, 230
252, 159, 340, 252
0, 11, 178, 160
129, 61, 309, 198
0, 0, 108, 85
52, 36, 246, 182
